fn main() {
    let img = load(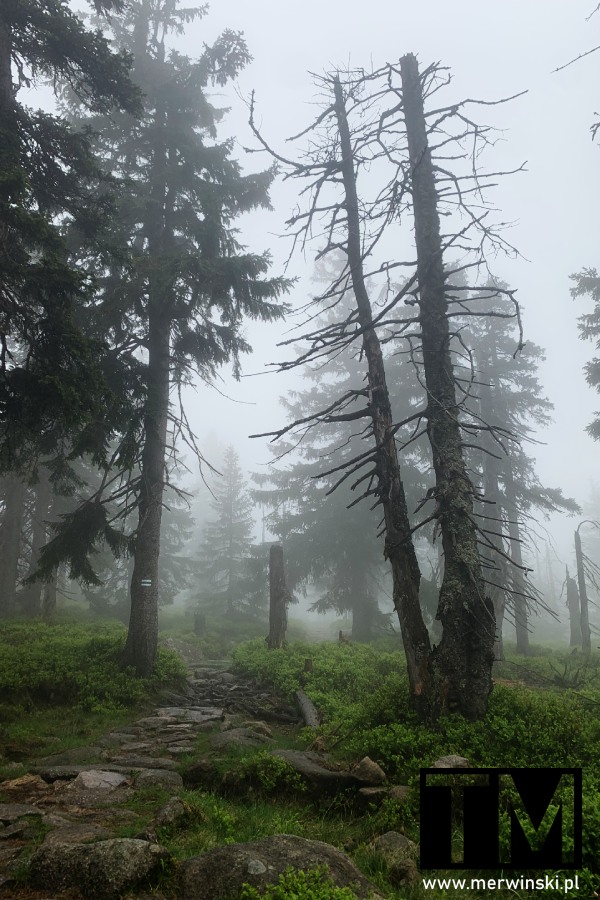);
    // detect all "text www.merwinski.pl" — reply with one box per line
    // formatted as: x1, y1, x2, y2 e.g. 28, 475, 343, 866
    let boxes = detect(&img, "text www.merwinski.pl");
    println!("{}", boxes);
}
422, 874, 580, 893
